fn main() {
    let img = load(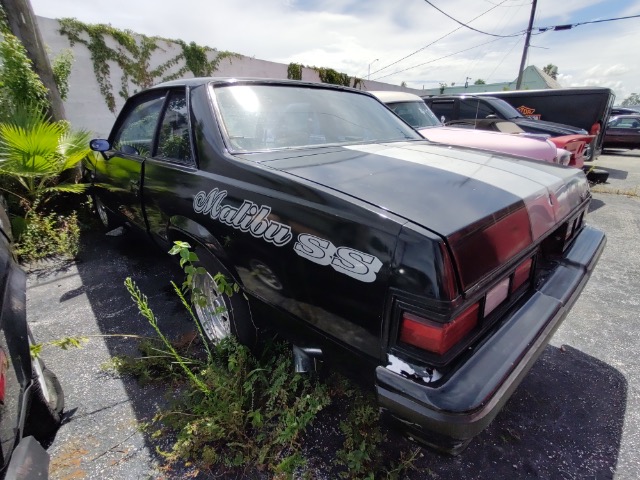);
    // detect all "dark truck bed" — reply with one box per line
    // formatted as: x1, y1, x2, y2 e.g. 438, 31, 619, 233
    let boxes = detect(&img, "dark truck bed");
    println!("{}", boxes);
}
475, 88, 615, 160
